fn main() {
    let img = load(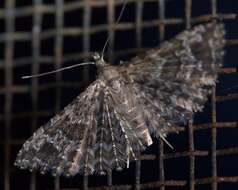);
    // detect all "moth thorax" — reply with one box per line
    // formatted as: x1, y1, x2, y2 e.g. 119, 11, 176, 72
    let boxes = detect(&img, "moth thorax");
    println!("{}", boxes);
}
96, 59, 108, 67
101, 66, 120, 82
